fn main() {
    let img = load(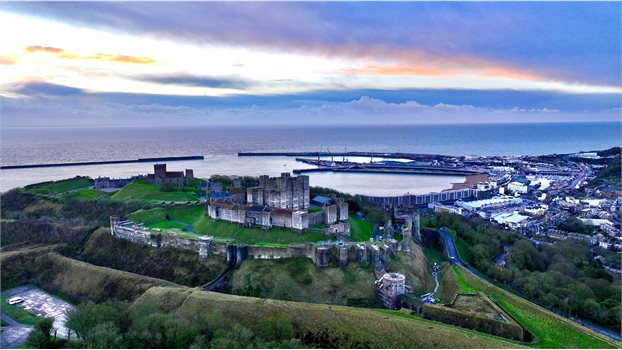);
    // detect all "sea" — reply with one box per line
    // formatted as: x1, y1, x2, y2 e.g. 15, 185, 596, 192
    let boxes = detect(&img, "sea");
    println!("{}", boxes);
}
1, 122, 620, 195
